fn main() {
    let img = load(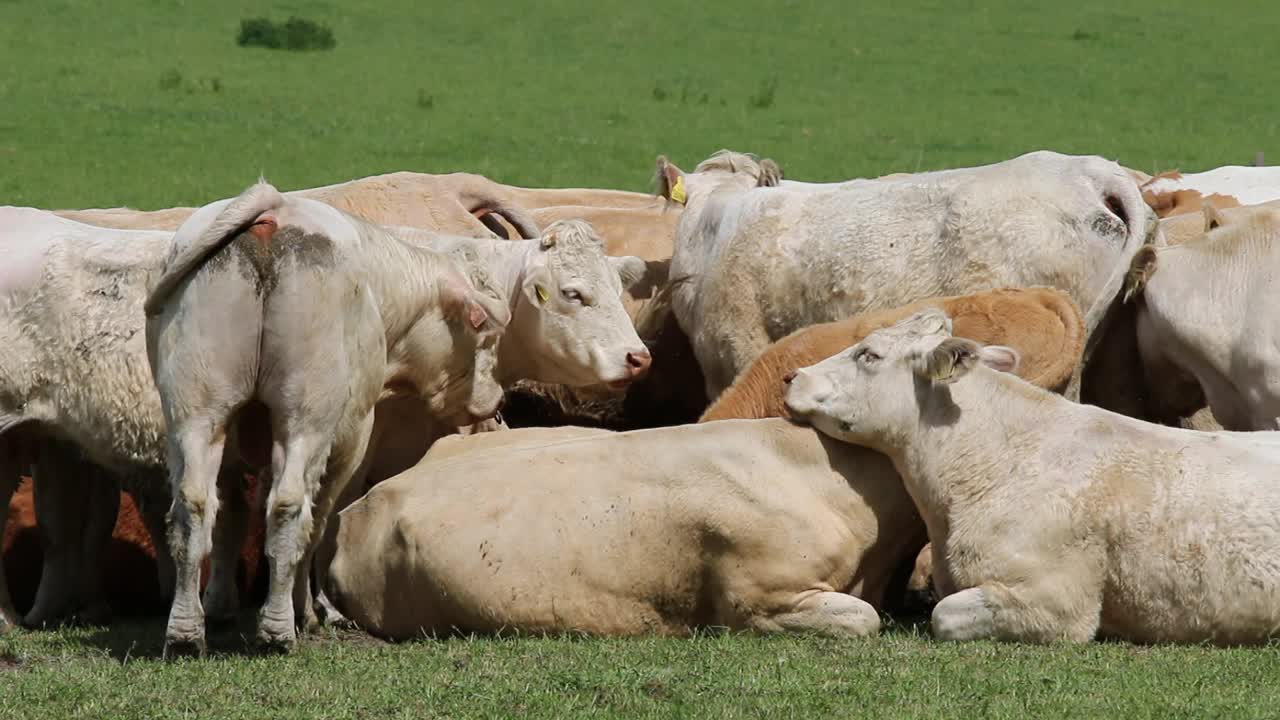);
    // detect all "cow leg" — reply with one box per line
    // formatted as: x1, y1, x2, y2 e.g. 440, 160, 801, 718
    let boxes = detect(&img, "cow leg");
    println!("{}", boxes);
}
74, 465, 119, 626
306, 414, 376, 630
255, 430, 332, 652
757, 591, 882, 638
931, 583, 1100, 643
0, 441, 22, 632
25, 442, 84, 628
202, 467, 250, 623
163, 425, 227, 659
